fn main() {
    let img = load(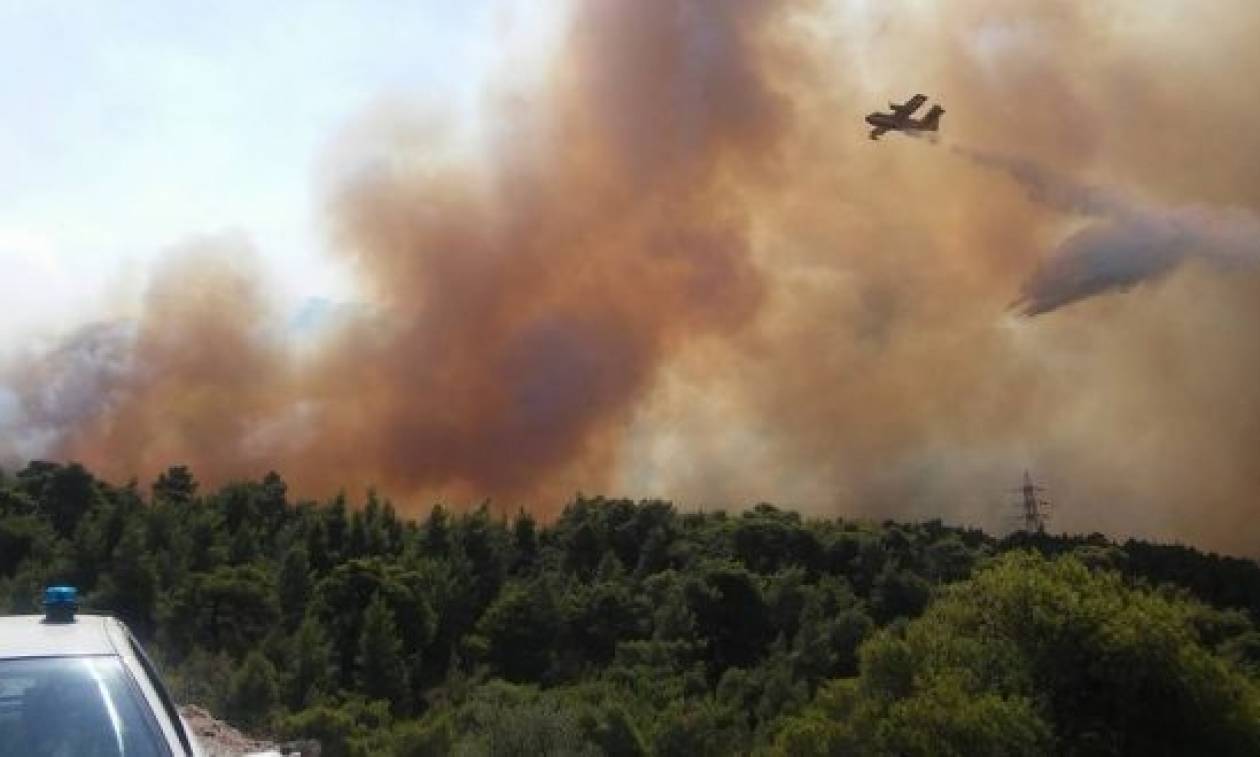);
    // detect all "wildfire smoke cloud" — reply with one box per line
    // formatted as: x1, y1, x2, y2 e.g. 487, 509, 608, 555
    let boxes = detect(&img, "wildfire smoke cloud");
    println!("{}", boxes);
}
3, 0, 1260, 555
